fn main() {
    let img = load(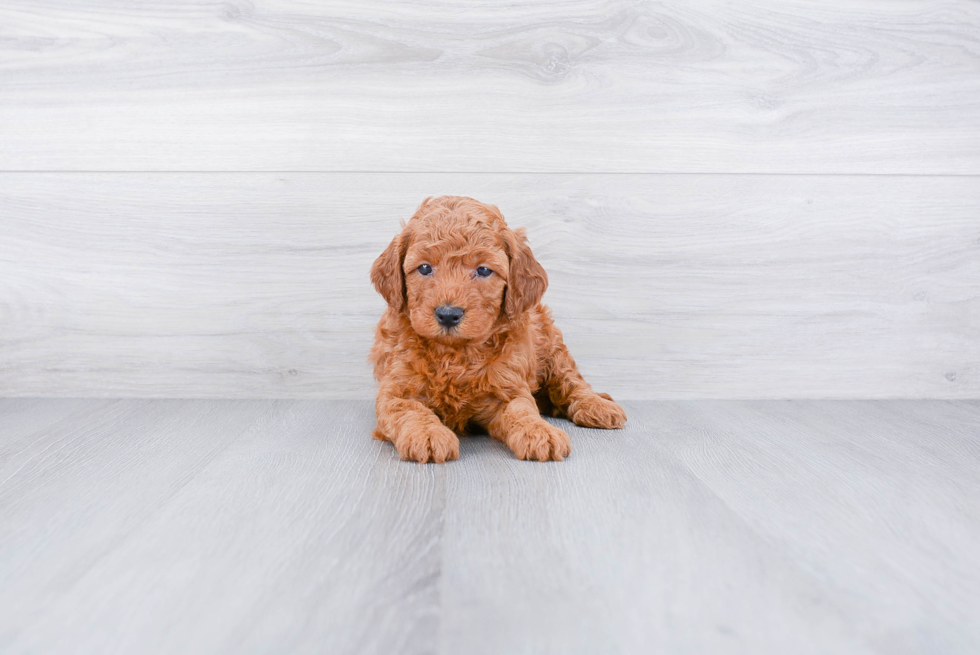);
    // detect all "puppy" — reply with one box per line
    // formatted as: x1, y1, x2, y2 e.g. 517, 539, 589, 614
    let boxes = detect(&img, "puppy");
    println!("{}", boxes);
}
370, 196, 626, 462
